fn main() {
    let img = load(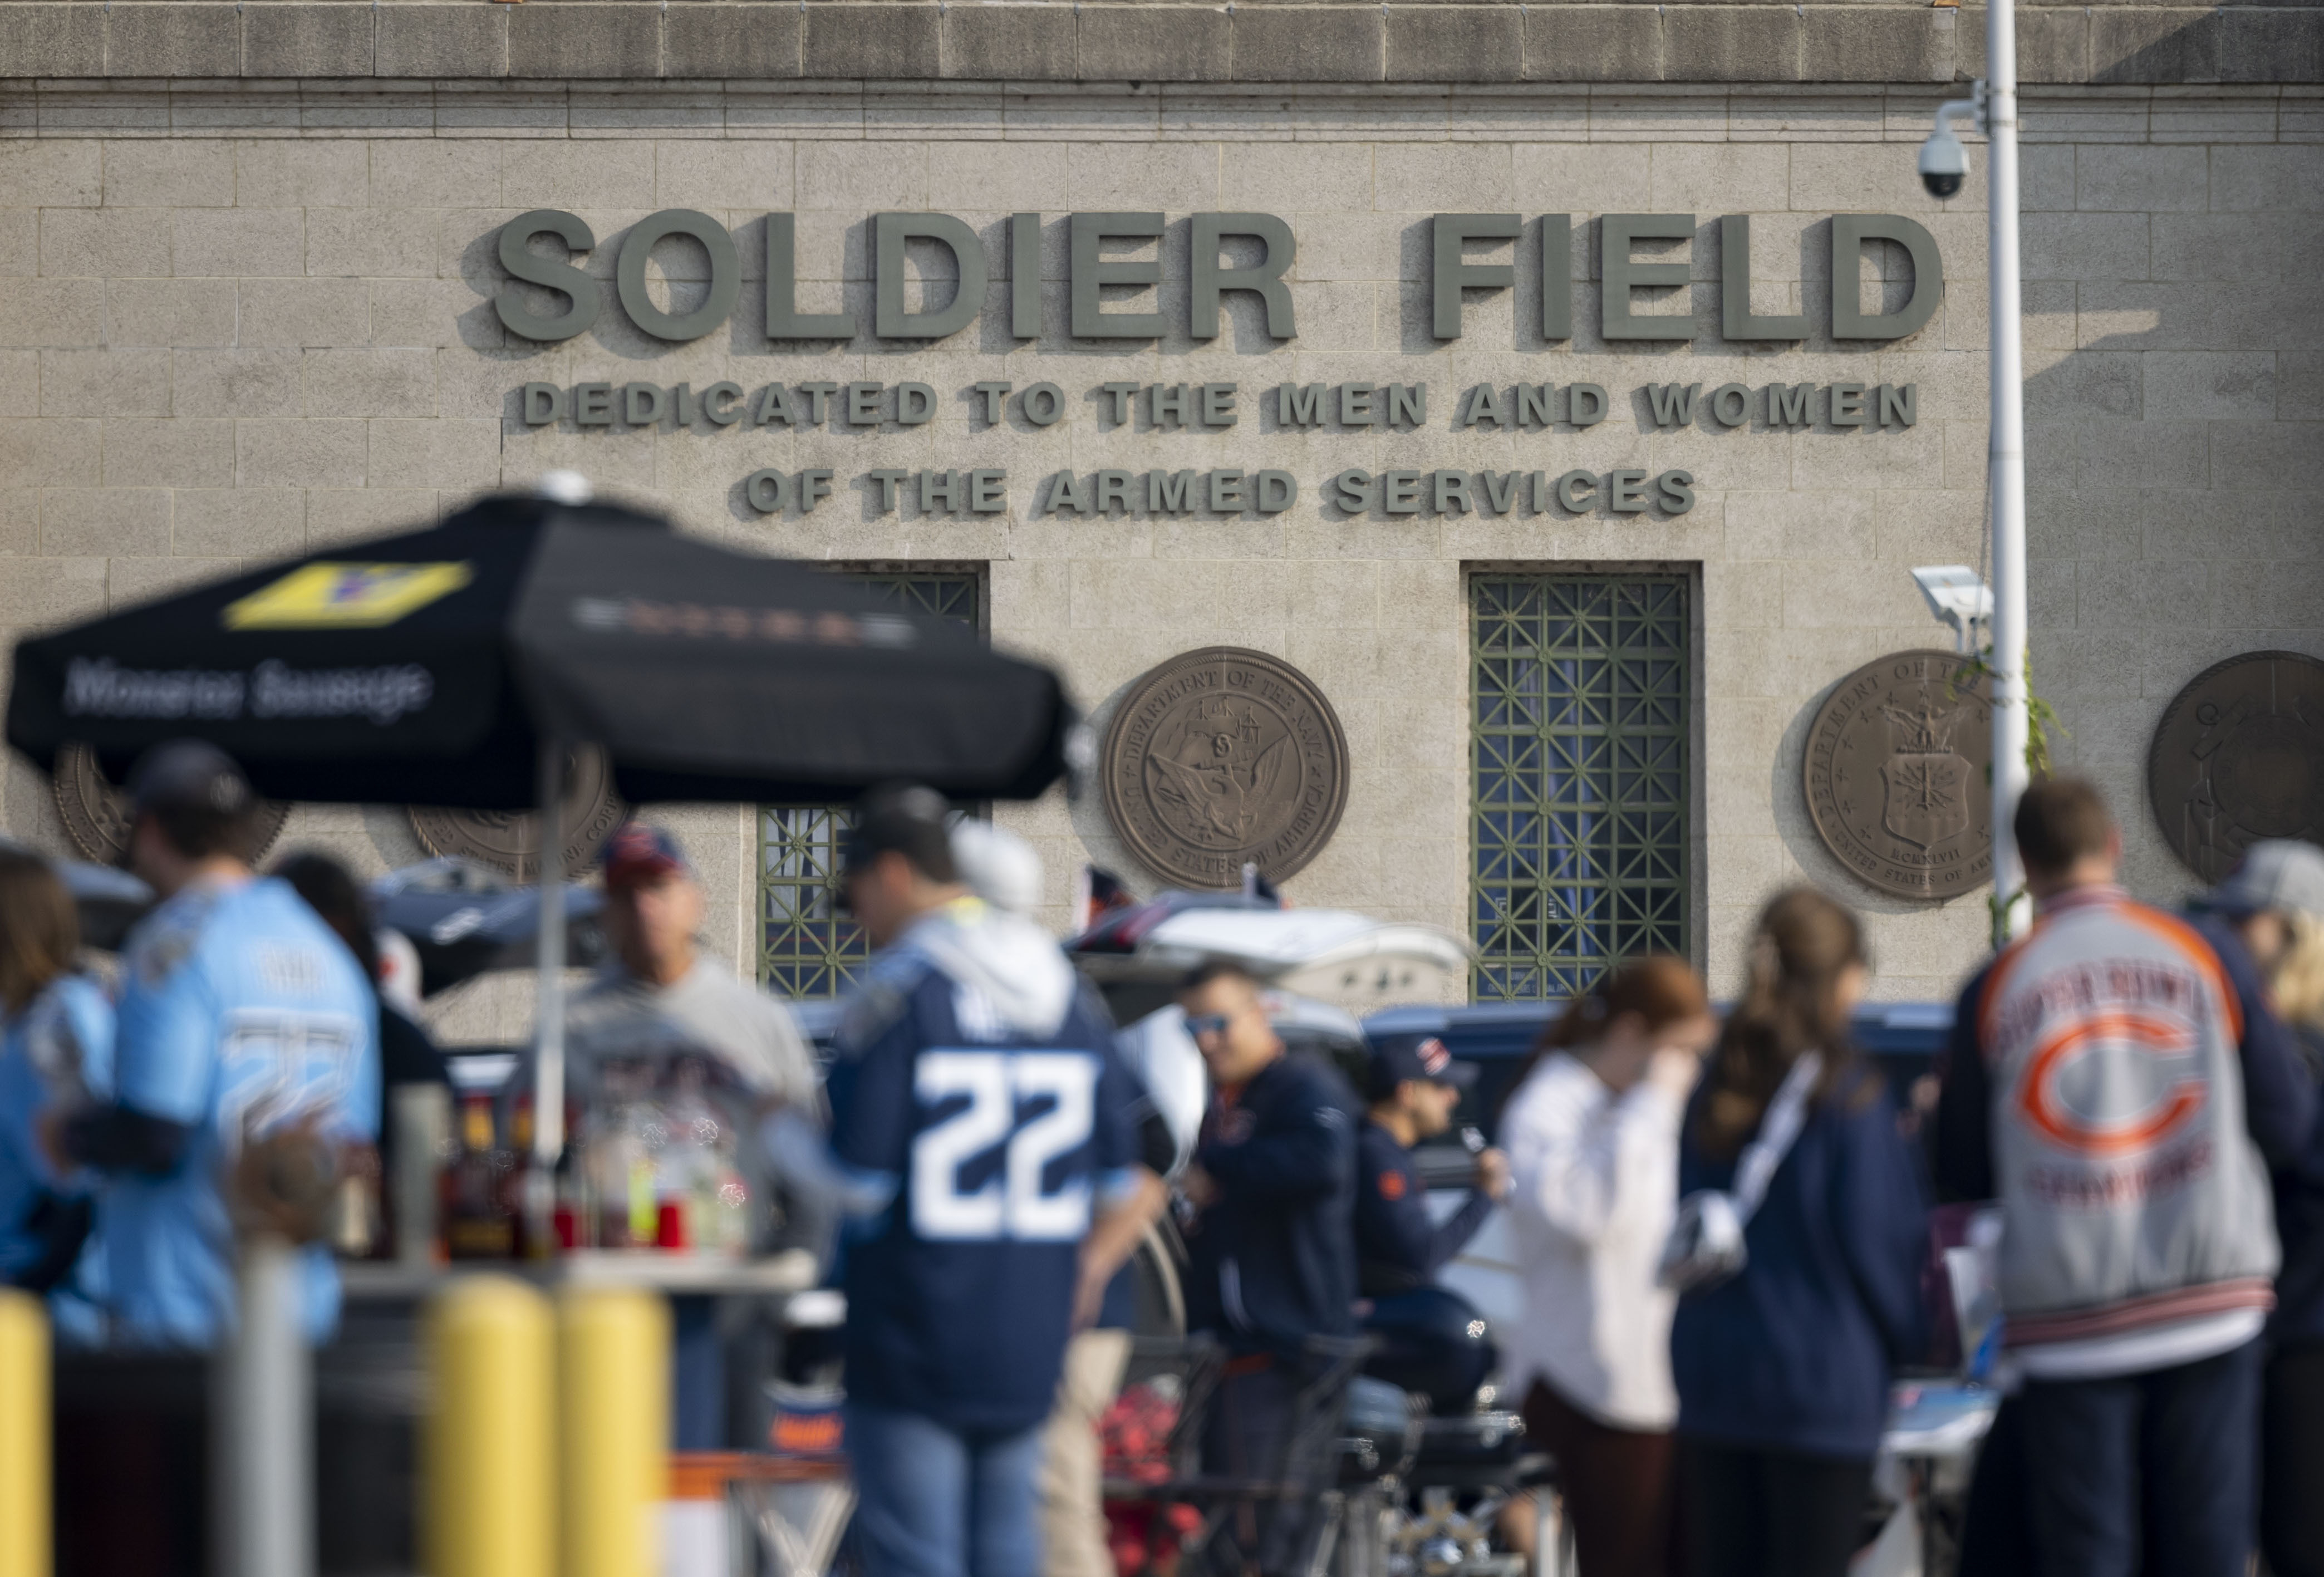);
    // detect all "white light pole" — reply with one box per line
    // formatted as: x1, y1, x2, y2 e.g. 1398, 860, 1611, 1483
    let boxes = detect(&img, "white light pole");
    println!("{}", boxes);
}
1923, 1, 2030, 944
